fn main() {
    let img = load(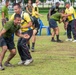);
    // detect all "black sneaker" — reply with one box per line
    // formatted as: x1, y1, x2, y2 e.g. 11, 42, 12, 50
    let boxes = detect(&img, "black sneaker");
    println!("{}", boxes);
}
57, 40, 63, 43
4, 62, 14, 67
0, 65, 5, 70
51, 39, 56, 42
31, 47, 34, 52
